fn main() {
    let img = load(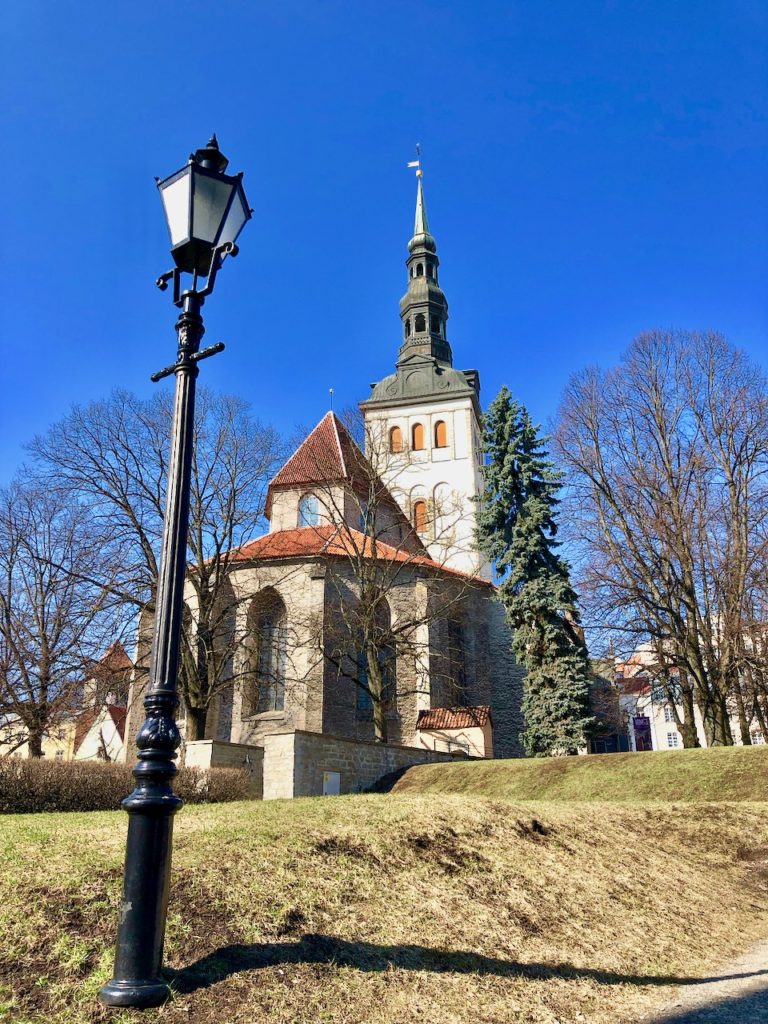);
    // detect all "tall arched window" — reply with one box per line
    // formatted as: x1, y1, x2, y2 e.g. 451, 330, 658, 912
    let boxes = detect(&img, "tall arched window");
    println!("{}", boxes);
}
411, 422, 425, 450
414, 313, 426, 332
298, 492, 319, 527
247, 591, 287, 714
413, 499, 428, 533
434, 420, 448, 448
404, 319, 411, 338
430, 315, 440, 334
447, 619, 467, 703
355, 599, 396, 720
416, 263, 424, 277
357, 643, 396, 717
389, 426, 403, 453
